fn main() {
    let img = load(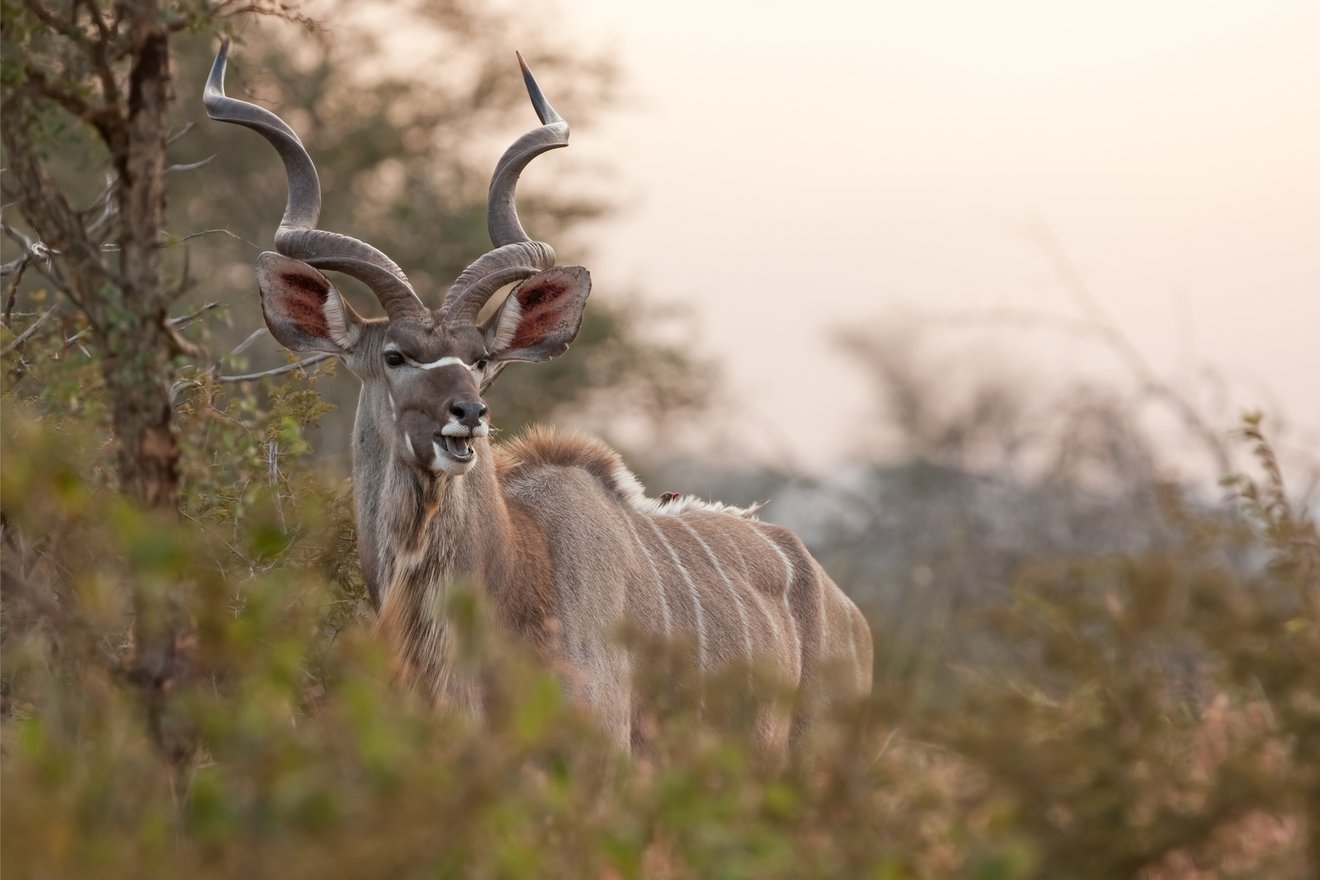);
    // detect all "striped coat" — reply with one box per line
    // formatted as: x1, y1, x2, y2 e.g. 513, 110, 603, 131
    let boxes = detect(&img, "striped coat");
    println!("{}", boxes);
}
372, 426, 873, 757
